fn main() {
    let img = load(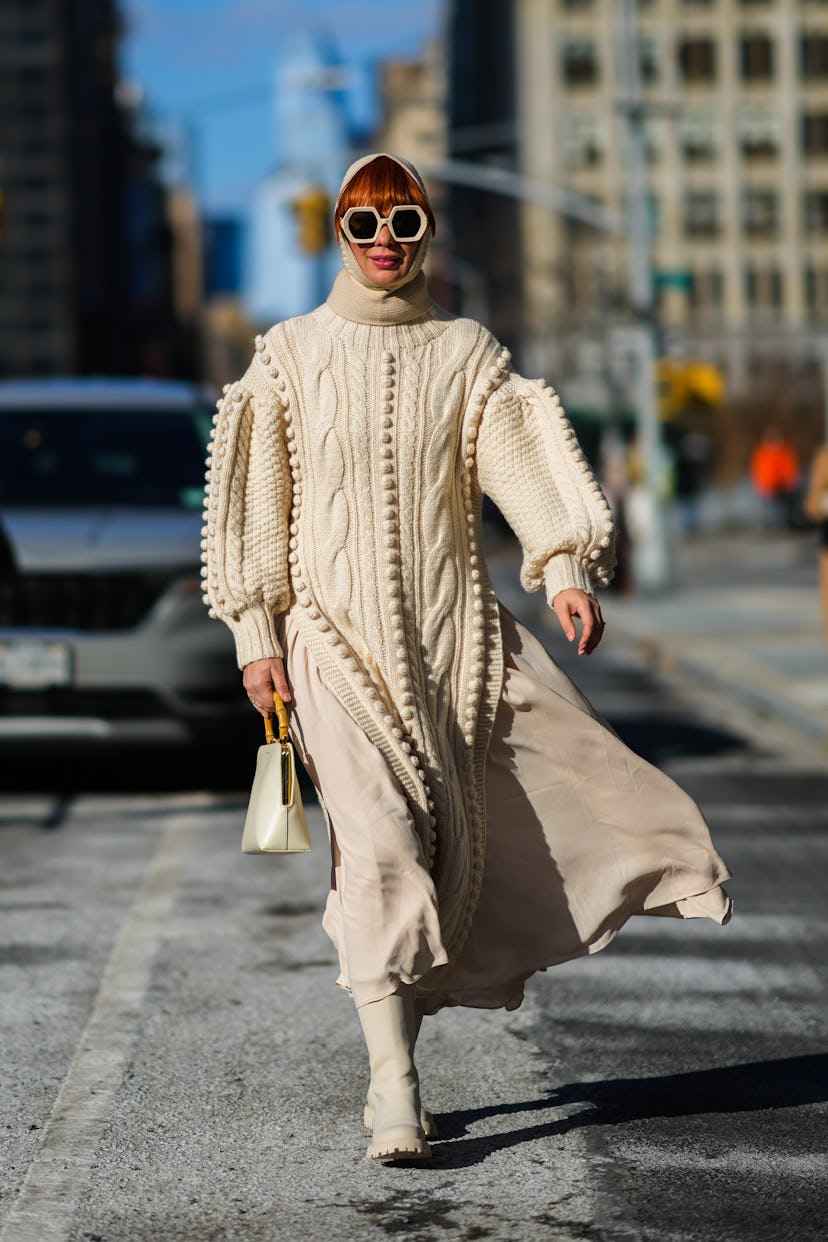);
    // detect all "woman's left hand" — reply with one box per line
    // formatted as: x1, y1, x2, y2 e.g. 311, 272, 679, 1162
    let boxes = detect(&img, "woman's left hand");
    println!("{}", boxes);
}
552, 589, 605, 655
